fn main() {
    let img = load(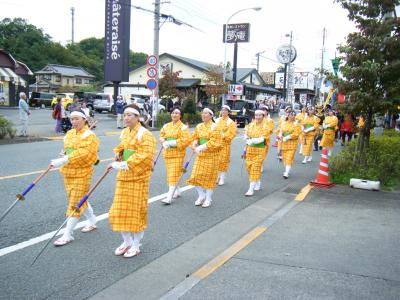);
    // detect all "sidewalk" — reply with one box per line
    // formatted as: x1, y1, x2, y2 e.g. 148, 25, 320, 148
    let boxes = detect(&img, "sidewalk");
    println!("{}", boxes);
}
91, 185, 400, 300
